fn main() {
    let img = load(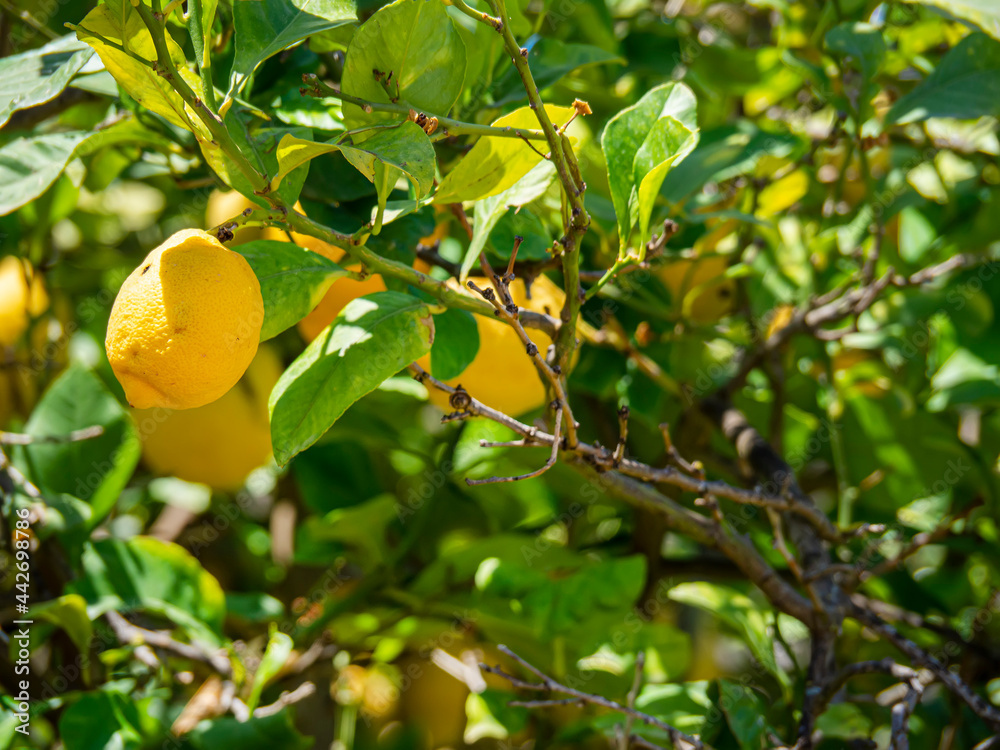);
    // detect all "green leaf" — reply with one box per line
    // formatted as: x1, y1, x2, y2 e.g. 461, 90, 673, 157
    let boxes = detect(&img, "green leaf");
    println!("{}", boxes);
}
825, 22, 886, 119
74, 4, 206, 134
226, 592, 285, 623
69, 537, 227, 647
232, 239, 348, 340
187, 710, 310, 750
30, 595, 93, 664
13, 366, 139, 528
602, 82, 699, 249
435, 105, 576, 204
668, 582, 788, 686
815, 703, 873, 739
246, 629, 294, 713
60, 692, 145, 750
719, 679, 772, 749
340, 0, 466, 128
898, 206, 937, 263
463, 159, 557, 280
429, 308, 480, 380
0, 35, 93, 128
888, 33, 1000, 123
269, 291, 434, 464
271, 123, 435, 229
308, 494, 399, 566
187, 0, 219, 70
0, 132, 89, 217
903, 0, 1000, 40
491, 37, 623, 106
226, 0, 357, 104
